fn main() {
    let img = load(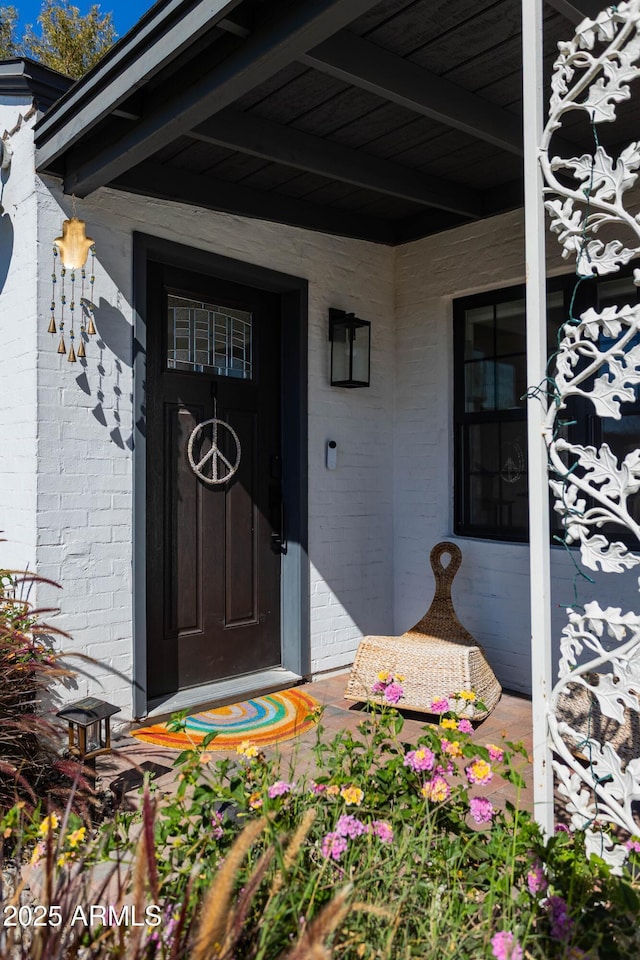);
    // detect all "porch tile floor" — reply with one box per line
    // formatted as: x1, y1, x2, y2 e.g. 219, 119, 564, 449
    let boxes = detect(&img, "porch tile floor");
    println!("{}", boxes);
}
99, 673, 534, 813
